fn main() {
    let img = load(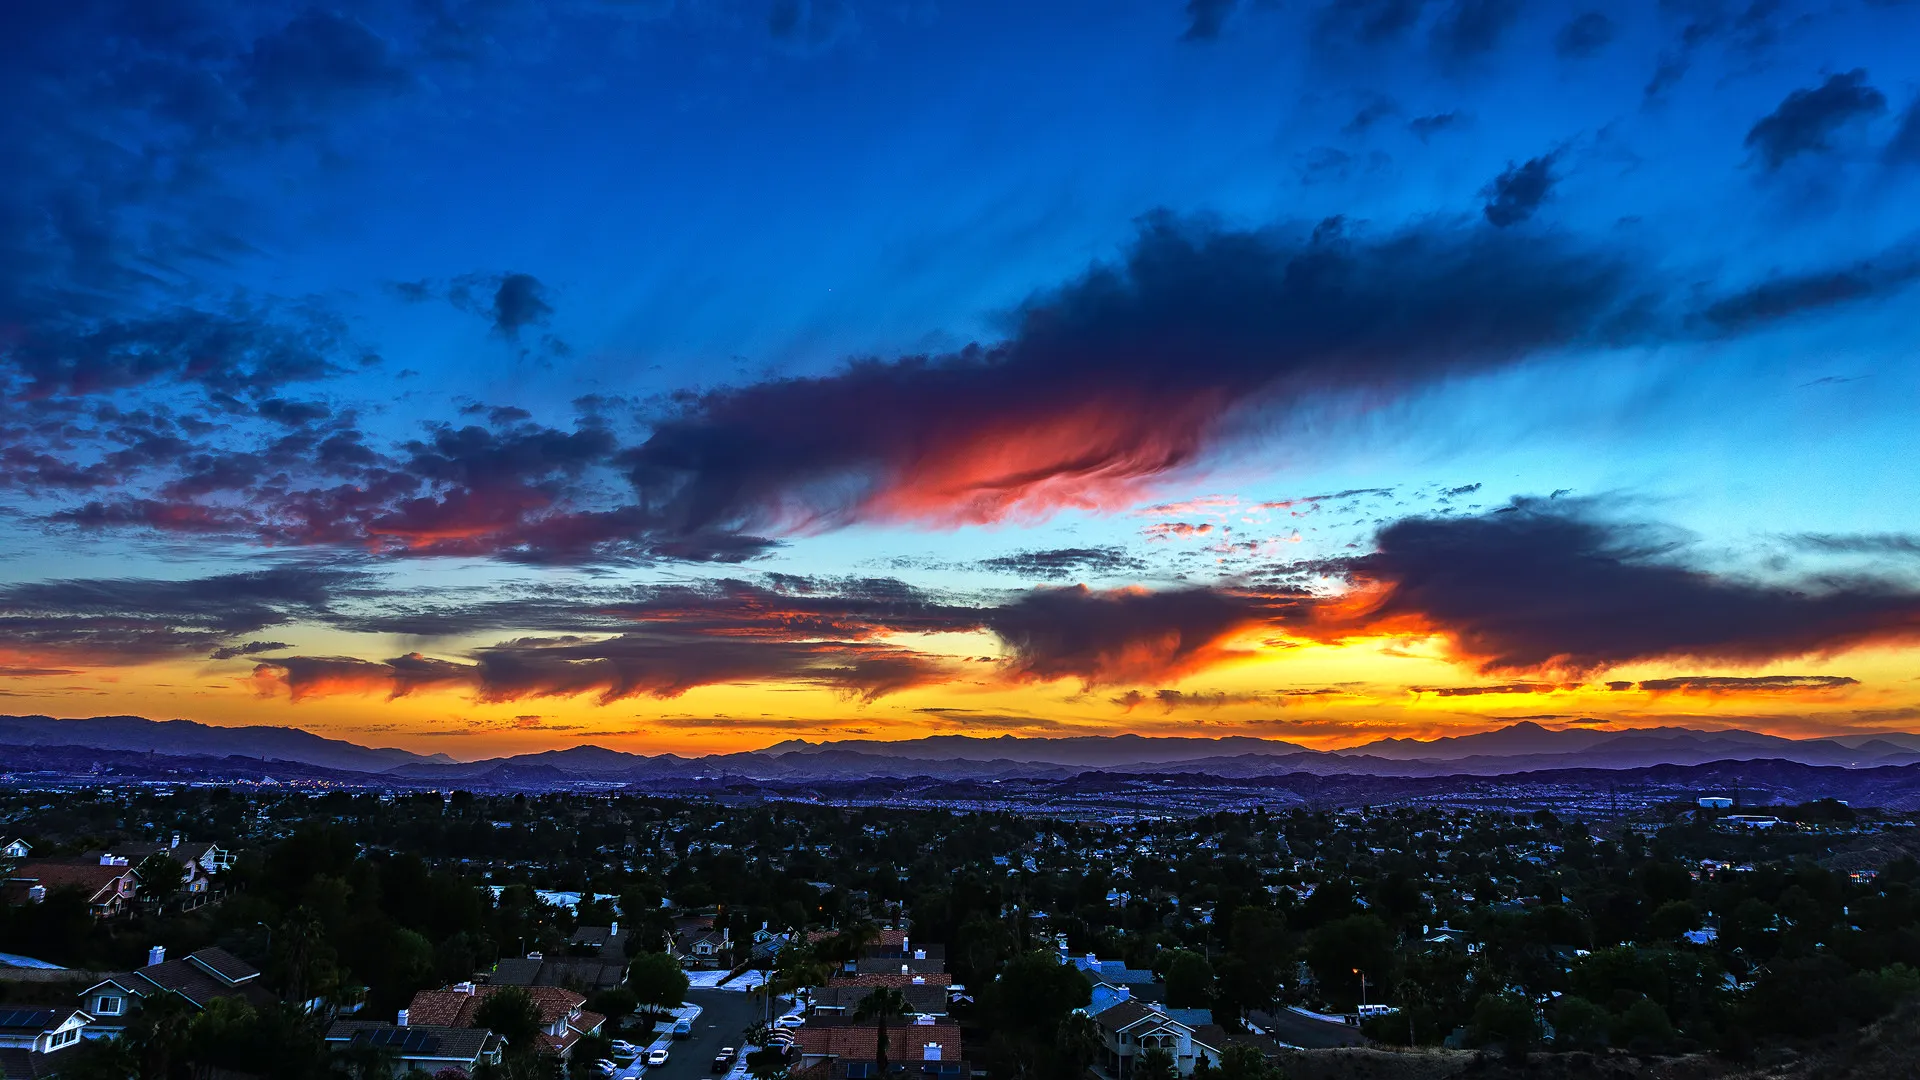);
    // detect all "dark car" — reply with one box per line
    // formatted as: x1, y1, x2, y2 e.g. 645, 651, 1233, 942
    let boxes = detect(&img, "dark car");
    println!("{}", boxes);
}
712, 1047, 737, 1072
